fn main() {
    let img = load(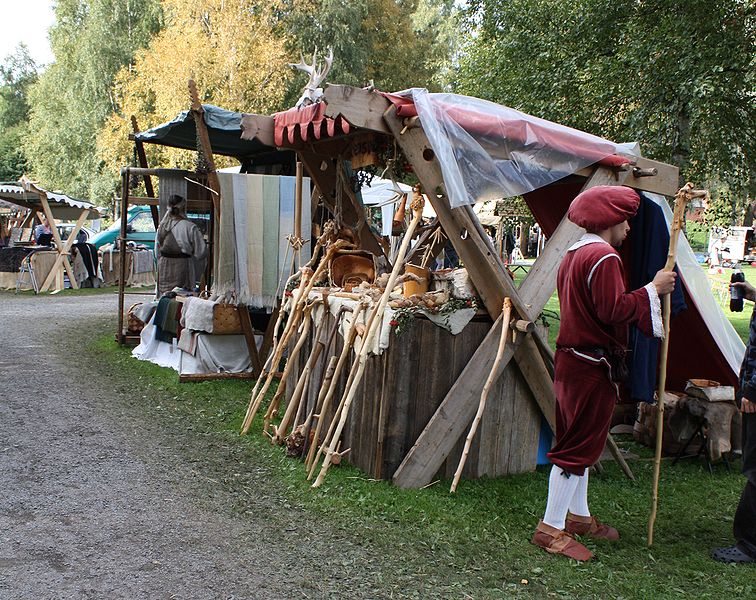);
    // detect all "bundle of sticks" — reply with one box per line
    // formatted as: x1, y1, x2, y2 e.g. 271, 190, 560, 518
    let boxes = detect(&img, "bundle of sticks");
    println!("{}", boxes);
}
240, 187, 426, 488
